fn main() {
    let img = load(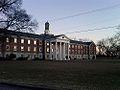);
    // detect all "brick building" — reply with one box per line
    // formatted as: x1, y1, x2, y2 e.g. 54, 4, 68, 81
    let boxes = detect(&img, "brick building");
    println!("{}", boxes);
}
0, 22, 96, 60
